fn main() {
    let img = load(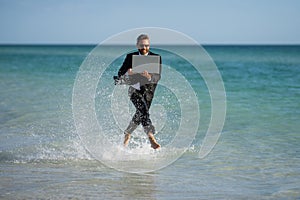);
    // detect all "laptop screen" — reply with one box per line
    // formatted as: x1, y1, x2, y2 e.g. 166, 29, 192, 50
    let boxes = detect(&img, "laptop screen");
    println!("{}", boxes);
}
132, 55, 161, 74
